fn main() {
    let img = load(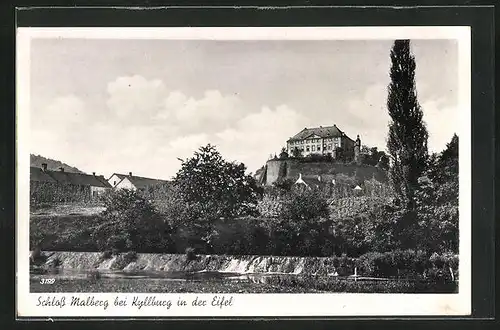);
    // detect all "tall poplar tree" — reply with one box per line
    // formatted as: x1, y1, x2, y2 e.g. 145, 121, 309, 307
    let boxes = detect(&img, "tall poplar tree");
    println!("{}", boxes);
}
386, 40, 429, 210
